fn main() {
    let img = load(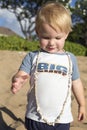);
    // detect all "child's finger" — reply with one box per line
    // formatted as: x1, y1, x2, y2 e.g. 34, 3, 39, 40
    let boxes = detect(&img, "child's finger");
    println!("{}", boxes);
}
78, 113, 84, 121
11, 86, 17, 94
